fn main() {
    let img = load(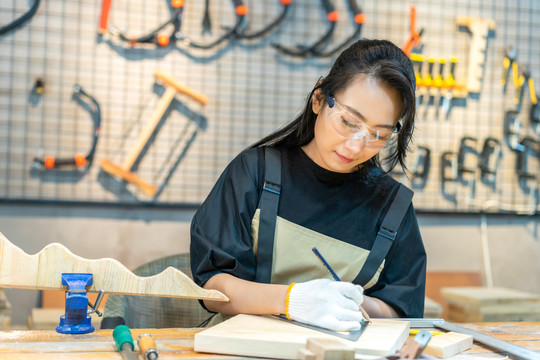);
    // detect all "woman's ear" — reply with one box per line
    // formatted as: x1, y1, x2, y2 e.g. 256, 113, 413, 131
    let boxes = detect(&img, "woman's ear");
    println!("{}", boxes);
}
311, 89, 324, 114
